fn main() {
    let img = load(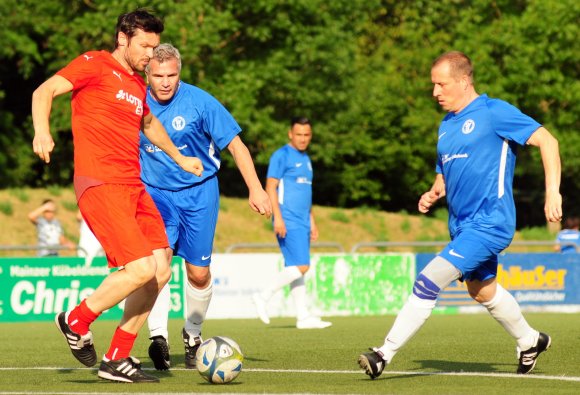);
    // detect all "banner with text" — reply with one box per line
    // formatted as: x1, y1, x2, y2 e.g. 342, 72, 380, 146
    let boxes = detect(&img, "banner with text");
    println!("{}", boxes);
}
416, 253, 580, 312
